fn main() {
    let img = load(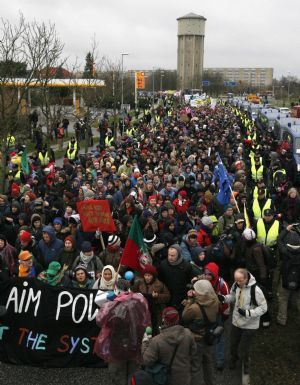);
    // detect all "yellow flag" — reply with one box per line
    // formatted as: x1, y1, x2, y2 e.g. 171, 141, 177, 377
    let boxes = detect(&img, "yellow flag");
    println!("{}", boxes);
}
244, 203, 251, 228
